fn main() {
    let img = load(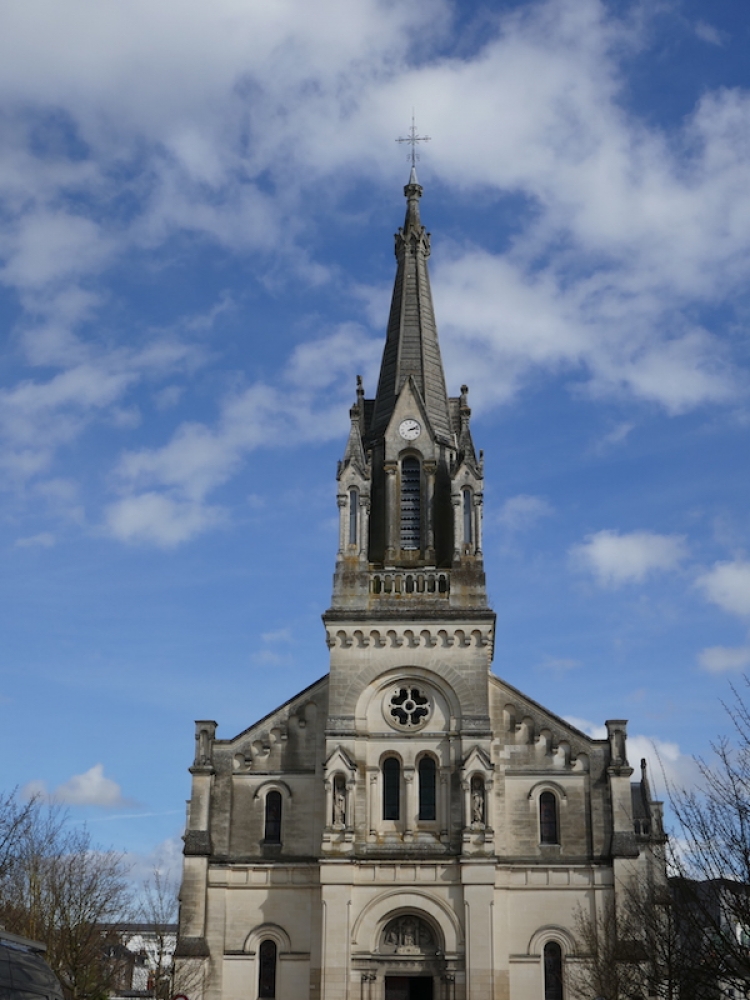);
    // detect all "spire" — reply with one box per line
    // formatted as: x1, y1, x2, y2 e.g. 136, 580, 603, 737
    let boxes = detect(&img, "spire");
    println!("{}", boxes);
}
369, 173, 454, 444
